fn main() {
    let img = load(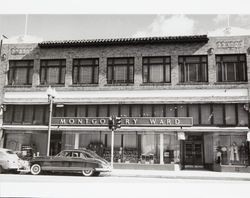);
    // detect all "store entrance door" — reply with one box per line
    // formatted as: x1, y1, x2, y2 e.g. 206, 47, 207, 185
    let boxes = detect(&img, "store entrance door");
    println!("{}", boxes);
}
50, 133, 62, 156
183, 135, 204, 169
